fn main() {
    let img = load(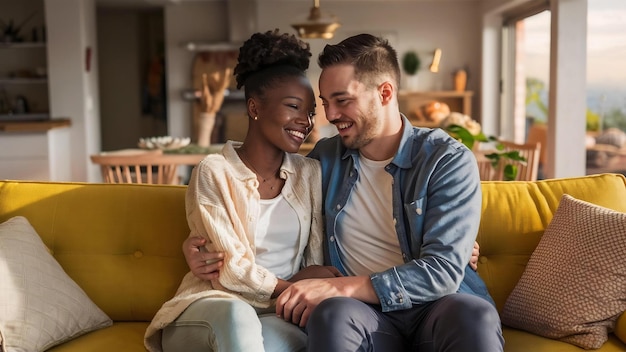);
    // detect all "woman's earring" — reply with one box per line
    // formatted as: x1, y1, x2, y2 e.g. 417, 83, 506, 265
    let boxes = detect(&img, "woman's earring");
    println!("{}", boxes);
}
253, 116, 258, 120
